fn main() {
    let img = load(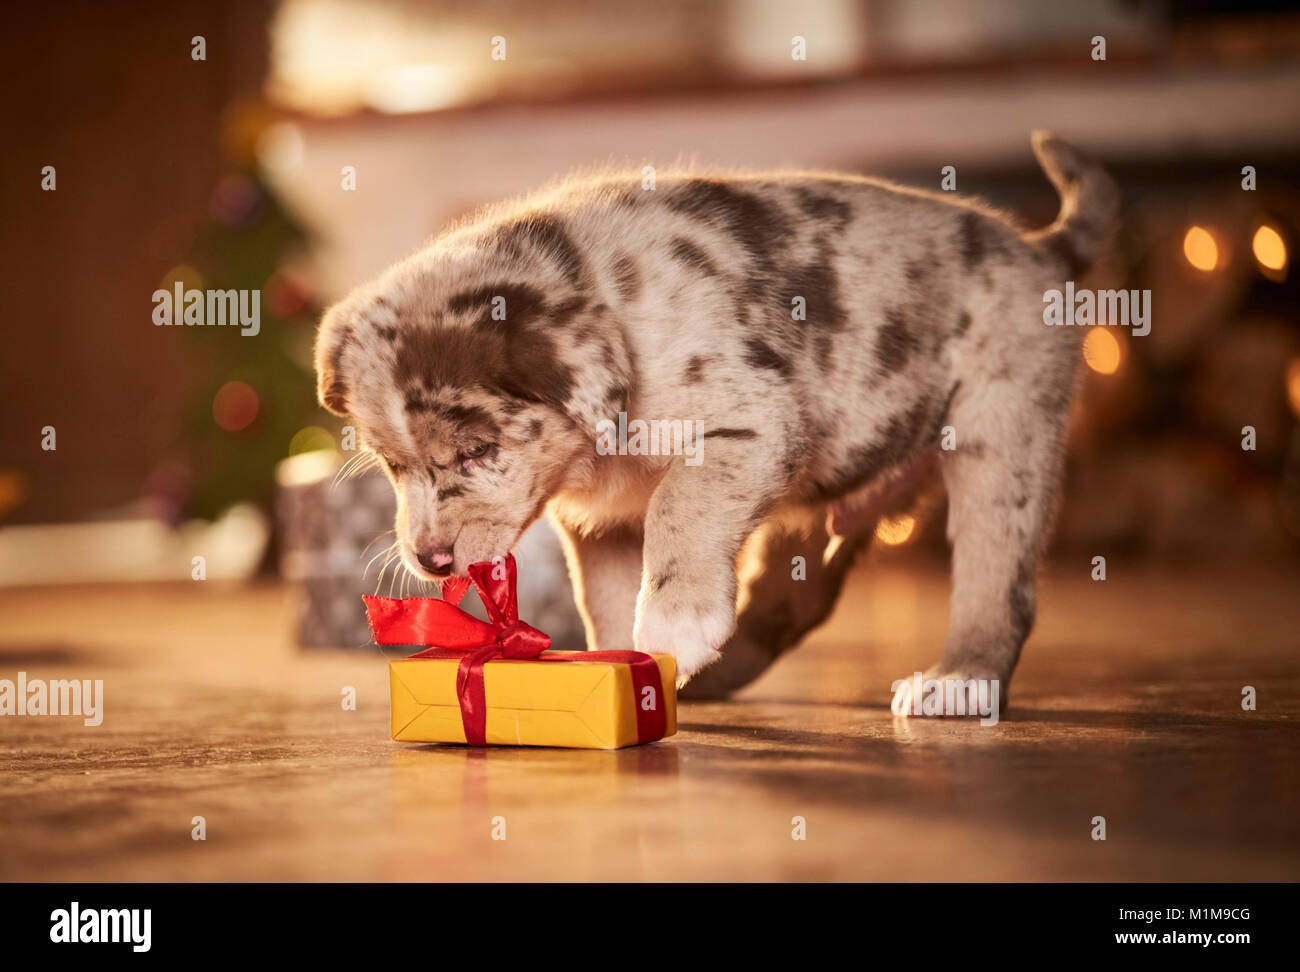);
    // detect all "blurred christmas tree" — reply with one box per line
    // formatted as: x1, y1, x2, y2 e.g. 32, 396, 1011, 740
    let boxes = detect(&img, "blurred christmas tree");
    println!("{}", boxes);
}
166, 170, 333, 521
